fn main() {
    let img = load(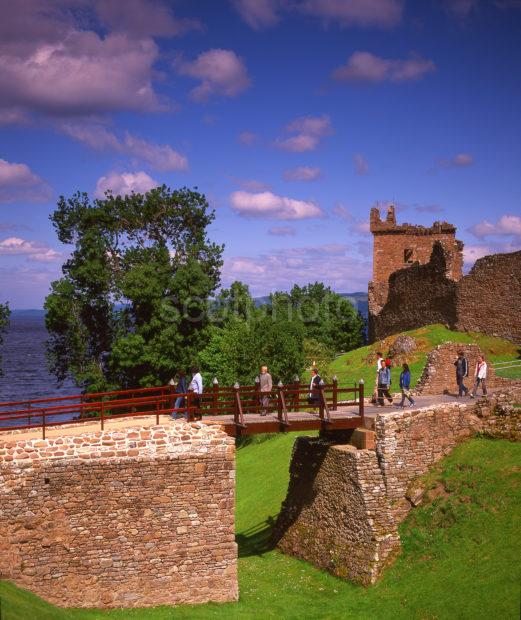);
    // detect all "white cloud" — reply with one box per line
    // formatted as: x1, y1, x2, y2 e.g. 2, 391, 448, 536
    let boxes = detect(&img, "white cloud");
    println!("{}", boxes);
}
434, 153, 474, 170
94, 171, 158, 198
175, 49, 251, 101
353, 153, 369, 175
469, 215, 521, 239
283, 166, 321, 181
232, 0, 403, 29
230, 190, 323, 220
0, 237, 60, 262
296, 0, 403, 27
231, 0, 282, 29
333, 51, 435, 83
222, 243, 371, 295
268, 226, 296, 236
332, 204, 354, 221
0, 159, 52, 203
275, 114, 333, 152
235, 179, 272, 191
60, 122, 189, 172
